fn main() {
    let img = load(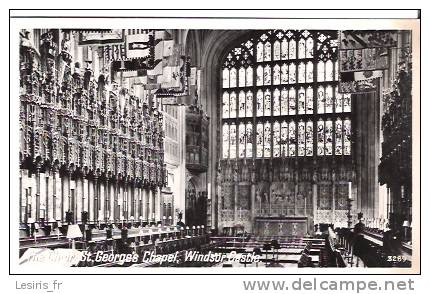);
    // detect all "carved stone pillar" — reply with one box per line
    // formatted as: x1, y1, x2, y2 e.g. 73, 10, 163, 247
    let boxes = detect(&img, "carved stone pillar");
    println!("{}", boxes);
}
35, 162, 41, 220
152, 188, 156, 222
250, 162, 256, 228
52, 165, 57, 220
294, 170, 298, 216
233, 162, 238, 221
105, 177, 109, 221
94, 172, 99, 222
113, 177, 118, 221
312, 169, 318, 227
